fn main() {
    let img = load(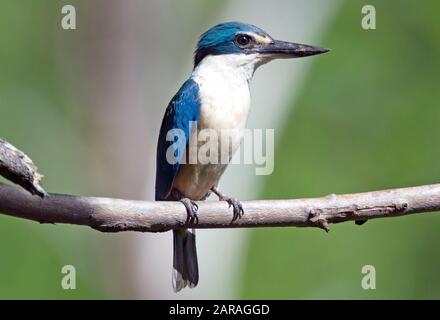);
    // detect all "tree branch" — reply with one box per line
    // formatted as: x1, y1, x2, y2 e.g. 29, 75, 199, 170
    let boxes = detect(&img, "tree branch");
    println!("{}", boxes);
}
0, 182, 439, 233
0, 139, 46, 197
